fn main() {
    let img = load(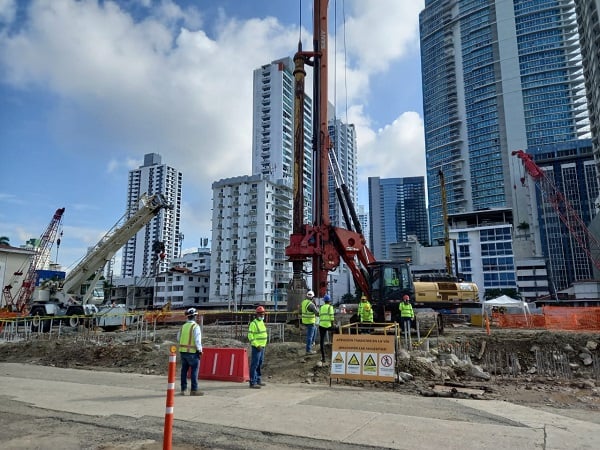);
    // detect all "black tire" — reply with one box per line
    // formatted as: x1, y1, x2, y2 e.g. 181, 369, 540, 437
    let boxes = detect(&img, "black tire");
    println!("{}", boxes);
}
66, 306, 85, 328
30, 307, 51, 333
